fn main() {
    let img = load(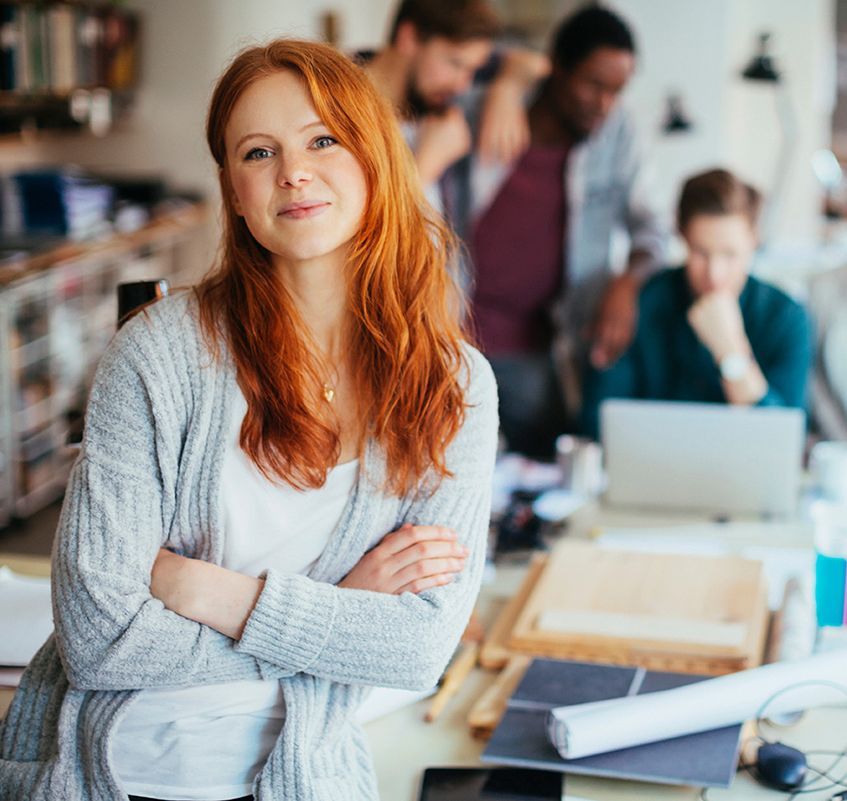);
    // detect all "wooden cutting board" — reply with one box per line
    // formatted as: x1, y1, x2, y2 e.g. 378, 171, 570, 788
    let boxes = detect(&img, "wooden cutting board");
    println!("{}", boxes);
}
505, 541, 768, 675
